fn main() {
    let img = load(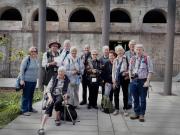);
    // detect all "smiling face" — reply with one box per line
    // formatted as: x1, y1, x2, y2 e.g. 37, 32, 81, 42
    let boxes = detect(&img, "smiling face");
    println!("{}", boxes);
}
91, 50, 98, 60
50, 43, 59, 52
29, 47, 38, 58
